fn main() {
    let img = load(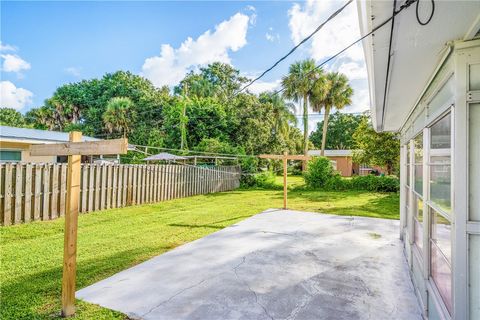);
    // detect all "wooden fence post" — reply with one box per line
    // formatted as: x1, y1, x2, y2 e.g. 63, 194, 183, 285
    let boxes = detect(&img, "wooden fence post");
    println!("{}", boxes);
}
61, 131, 82, 317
